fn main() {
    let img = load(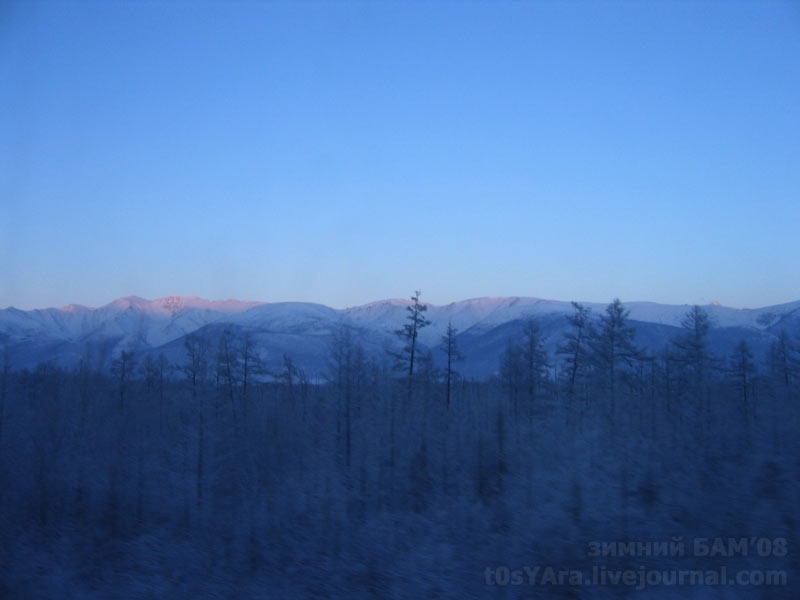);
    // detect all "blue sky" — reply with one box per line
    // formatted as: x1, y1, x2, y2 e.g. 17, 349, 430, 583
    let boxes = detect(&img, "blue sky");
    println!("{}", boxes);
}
1, 0, 798, 310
